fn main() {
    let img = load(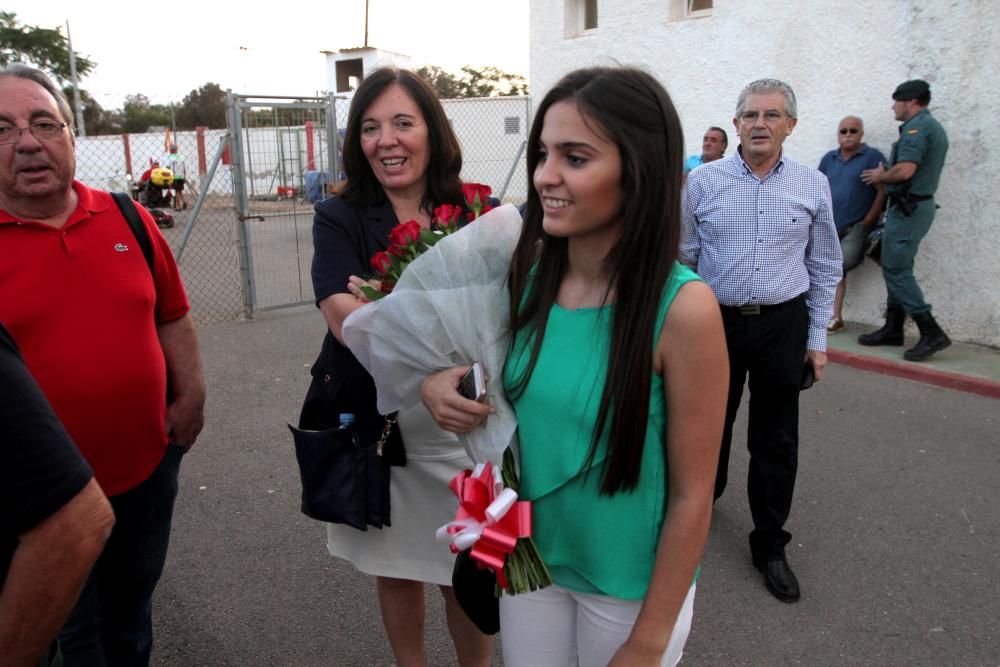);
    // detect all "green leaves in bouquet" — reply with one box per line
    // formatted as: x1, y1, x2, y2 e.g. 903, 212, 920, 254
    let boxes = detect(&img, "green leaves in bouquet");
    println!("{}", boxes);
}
419, 228, 444, 247
359, 284, 386, 301
498, 447, 553, 595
